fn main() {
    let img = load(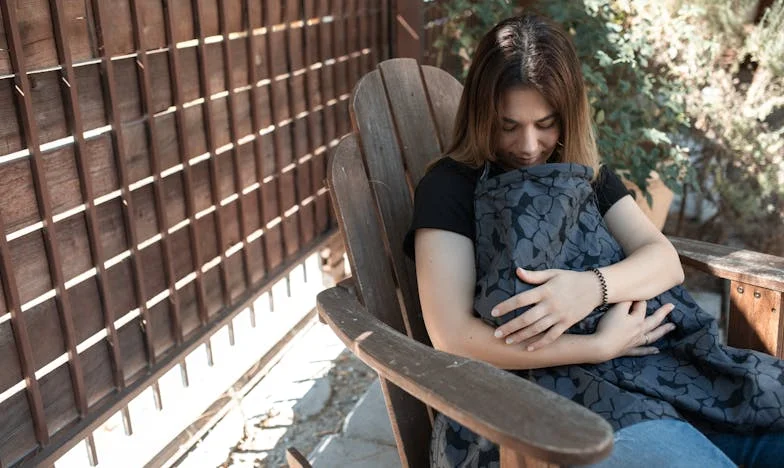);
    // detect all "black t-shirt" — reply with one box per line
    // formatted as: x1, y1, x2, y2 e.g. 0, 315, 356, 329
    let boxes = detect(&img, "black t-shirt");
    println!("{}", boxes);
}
403, 157, 631, 259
